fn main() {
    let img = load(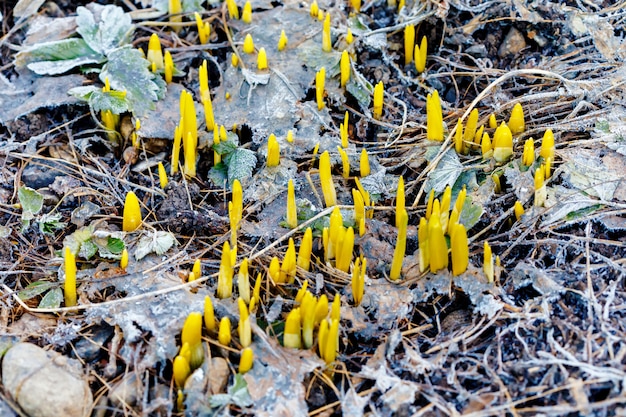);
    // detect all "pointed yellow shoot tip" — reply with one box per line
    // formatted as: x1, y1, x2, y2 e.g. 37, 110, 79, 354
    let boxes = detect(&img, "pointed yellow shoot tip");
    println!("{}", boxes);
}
122, 191, 142, 232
